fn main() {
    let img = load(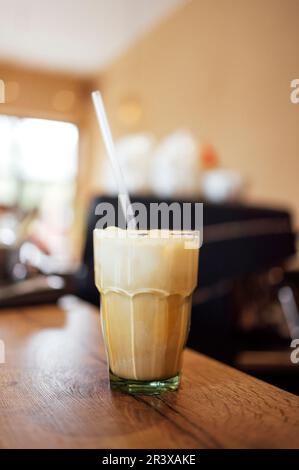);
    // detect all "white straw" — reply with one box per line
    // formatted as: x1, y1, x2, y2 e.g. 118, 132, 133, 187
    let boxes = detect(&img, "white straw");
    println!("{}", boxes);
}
91, 90, 137, 229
